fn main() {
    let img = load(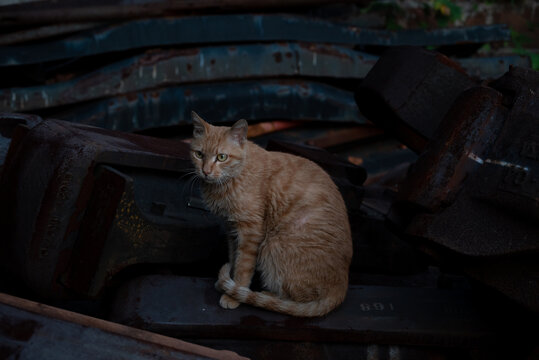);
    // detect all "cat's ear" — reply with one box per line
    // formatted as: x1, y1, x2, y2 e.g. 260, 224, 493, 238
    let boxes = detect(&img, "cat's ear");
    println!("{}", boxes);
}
229, 119, 248, 146
192, 111, 208, 138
